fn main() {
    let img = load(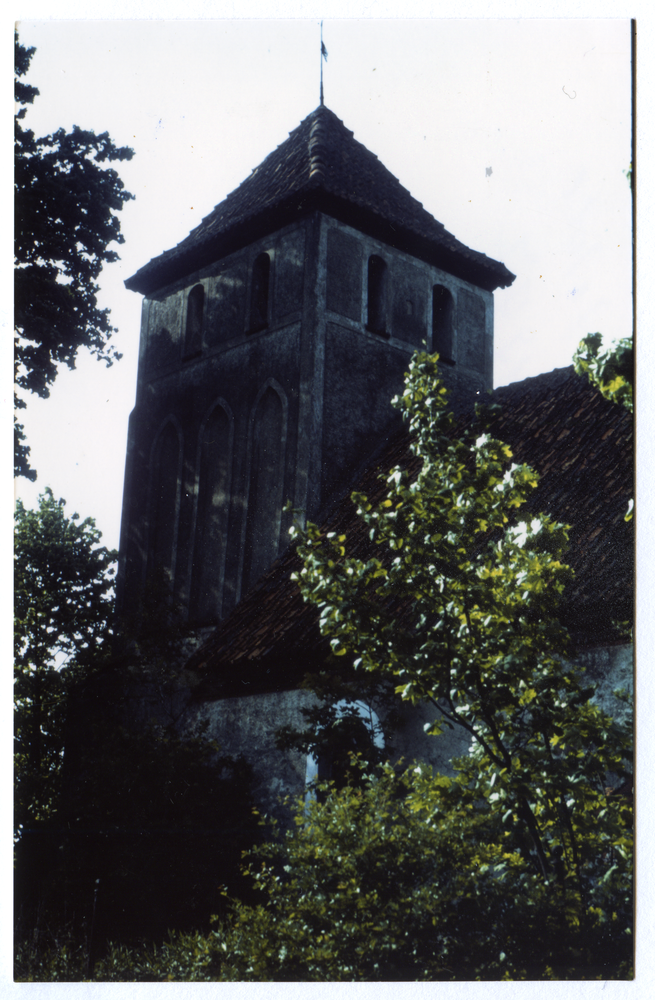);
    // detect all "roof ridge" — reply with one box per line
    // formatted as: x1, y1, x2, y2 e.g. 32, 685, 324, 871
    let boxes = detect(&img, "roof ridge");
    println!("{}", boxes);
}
307, 108, 329, 181
492, 365, 576, 395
